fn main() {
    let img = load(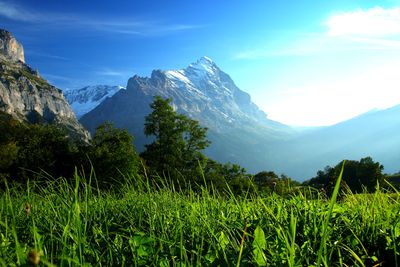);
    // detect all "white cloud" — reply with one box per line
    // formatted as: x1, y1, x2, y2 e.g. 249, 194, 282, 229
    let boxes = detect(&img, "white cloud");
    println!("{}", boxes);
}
234, 7, 400, 60
326, 7, 400, 37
